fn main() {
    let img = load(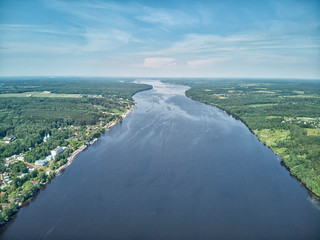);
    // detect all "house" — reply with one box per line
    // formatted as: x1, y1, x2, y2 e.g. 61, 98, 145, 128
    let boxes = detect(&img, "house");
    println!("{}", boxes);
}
31, 180, 38, 186
51, 146, 67, 158
3, 135, 15, 143
0, 192, 6, 198
2, 203, 8, 209
6, 155, 17, 161
18, 173, 27, 179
